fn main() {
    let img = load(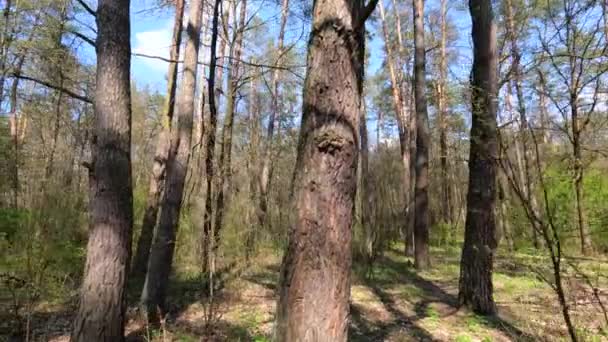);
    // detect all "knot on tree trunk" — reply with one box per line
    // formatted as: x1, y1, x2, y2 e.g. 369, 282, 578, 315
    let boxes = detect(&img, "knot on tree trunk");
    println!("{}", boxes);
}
315, 130, 350, 155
